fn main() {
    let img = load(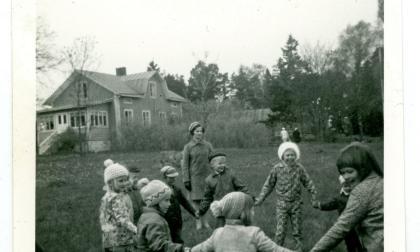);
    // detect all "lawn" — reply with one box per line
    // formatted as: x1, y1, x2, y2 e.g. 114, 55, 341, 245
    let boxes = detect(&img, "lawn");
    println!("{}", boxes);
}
36, 142, 383, 252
